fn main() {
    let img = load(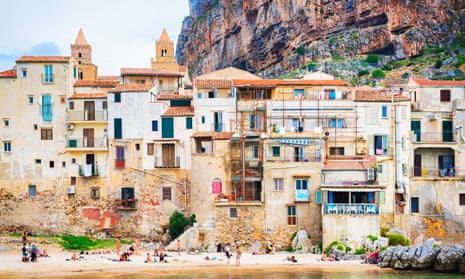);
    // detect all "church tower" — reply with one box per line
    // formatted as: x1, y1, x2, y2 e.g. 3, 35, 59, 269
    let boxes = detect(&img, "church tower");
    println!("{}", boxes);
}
151, 28, 180, 72
71, 28, 98, 80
